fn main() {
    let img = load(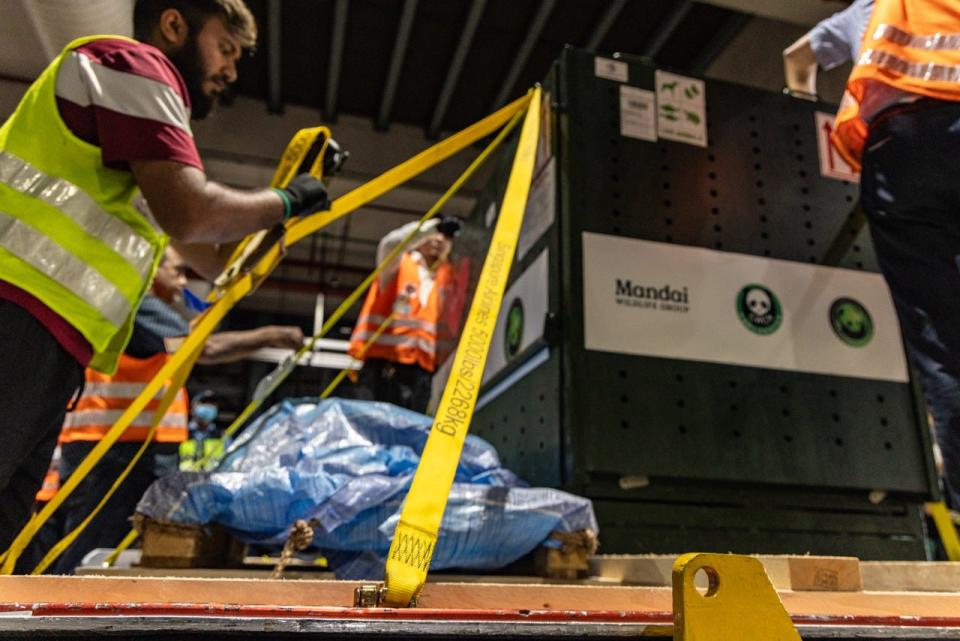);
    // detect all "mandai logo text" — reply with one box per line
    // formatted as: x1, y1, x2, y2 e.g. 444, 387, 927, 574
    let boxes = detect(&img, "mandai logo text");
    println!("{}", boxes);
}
615, 279, 689, 313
